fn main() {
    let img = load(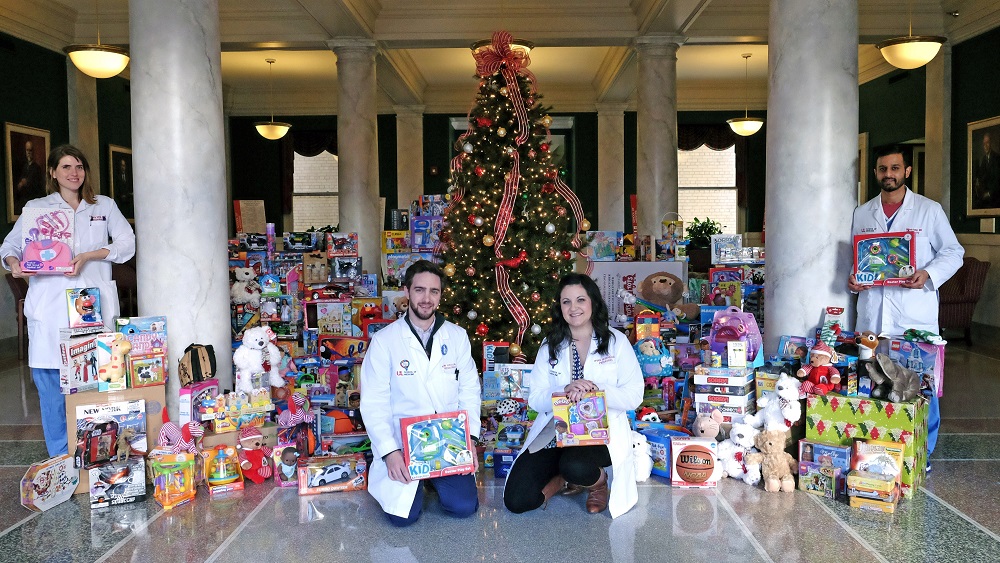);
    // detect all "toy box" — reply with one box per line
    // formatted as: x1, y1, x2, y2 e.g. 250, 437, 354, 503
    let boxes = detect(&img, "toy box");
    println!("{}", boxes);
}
89, 456, 146, 508
58, 329, 102, 394
642, 427, 690, 479
73, 399, 146, 467
492, 447, 516, 478
127, 353, 166, 388
585, 231, 623, 262
798, 462, 840, 499
331, 256, 362, 280
552, 391, 609, 447
20, 207, 75, 273
307, 300, 352, 334
389, 208, 409, 230
150, 453, 197, 509
317, 335, 368, 363
853, 231, 917, 286
21, 455, 79, 512
694, 400, 756, 424
326, 232, 359, 257
400, 411, 475, 480
586, 261, 688, 328
382, 230, 410, 253
693, 390, 755, 408
272, 443, 301, 487
883, 338, 945, 397
282, 231, 318, 251
418, 194, 448, 216
66, 287, 103, 328
410, 216, 444, 251
710, 233, 742, 265
483, 341, 510, 372
495, 364, 530, 400
297, 453, 367, 494
115, 316, 167, 356
798, 439, 851, 495
692, 366, 755, 387
96, 332, 131, 392
805, 394, 926, 498
670, 436, 719, 488
178, 379, 219, 425
350, 297, 384, 336
201, 445, 245, 496
692, 381, 754, 396
383, 252, 435, 288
